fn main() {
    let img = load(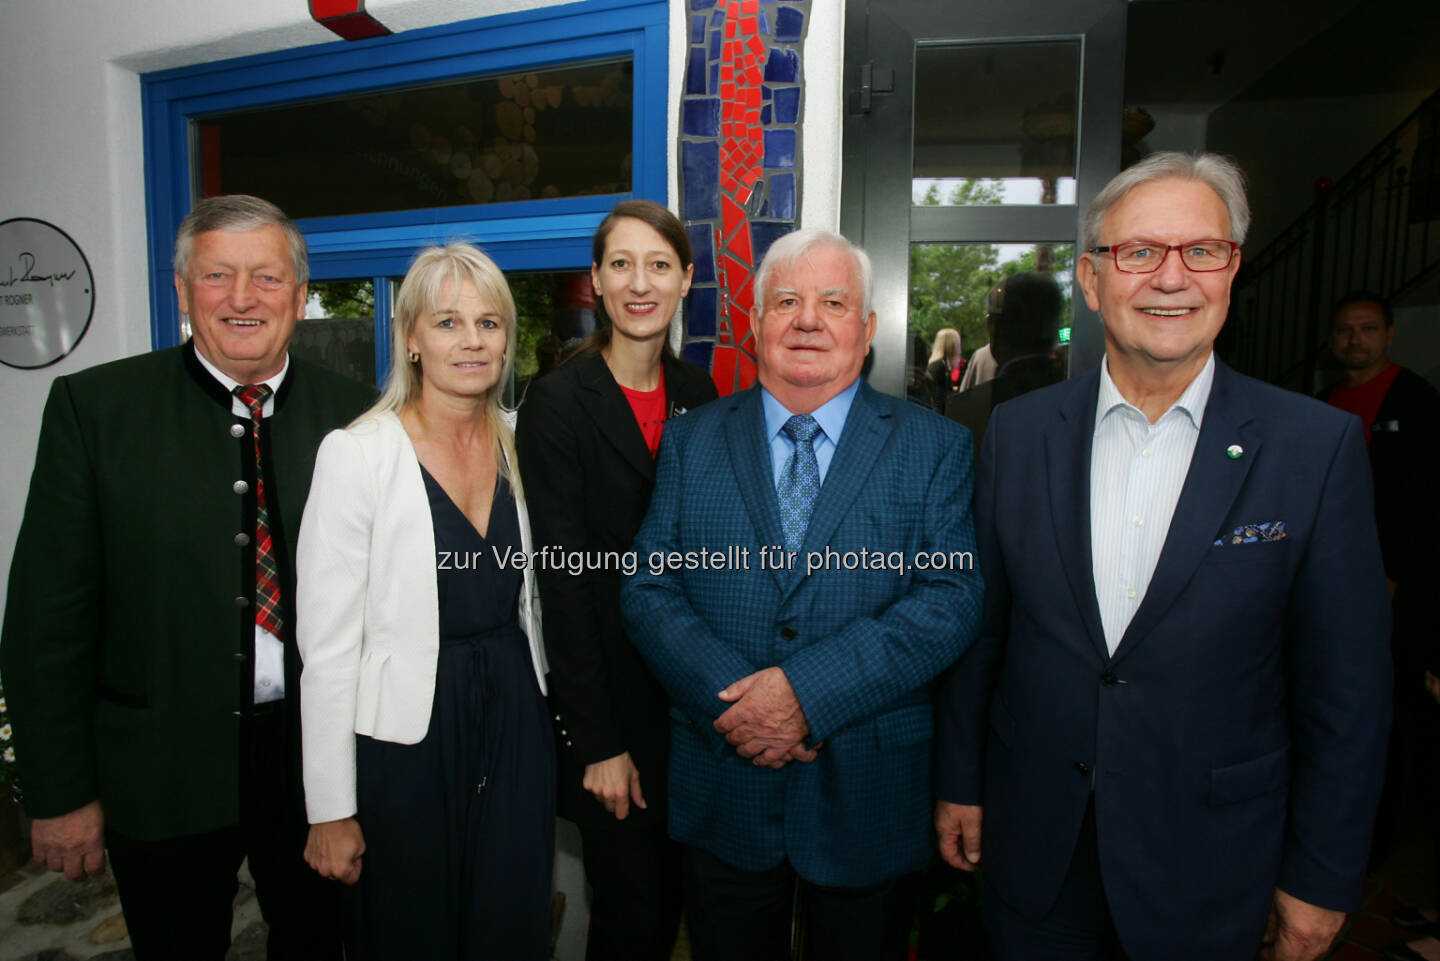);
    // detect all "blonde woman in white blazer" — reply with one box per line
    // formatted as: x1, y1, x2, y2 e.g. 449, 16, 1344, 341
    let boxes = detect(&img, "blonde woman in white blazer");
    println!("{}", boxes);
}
297, 244, 552, 960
